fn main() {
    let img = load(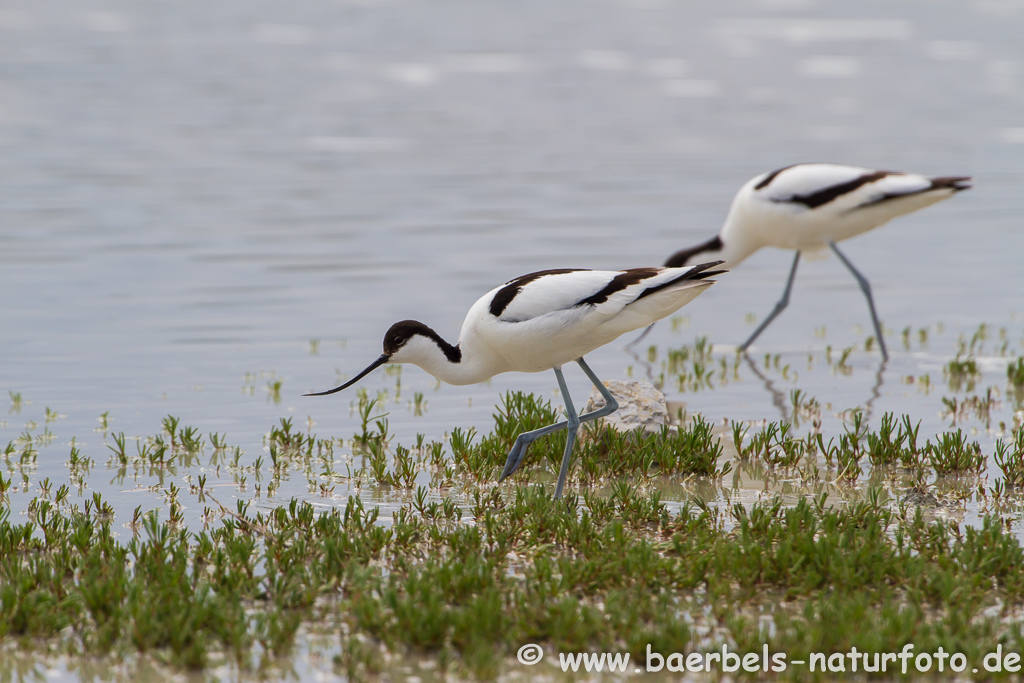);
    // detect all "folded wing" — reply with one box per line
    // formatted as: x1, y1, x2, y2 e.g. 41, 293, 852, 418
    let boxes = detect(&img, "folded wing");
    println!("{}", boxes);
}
492, 263, 723, 324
